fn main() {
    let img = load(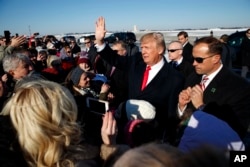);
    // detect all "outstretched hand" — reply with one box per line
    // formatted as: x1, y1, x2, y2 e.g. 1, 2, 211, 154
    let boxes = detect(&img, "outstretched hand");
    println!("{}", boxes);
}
10, 35, 26, 47
95, 16, 106, 45
101, 111, 117, 145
